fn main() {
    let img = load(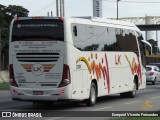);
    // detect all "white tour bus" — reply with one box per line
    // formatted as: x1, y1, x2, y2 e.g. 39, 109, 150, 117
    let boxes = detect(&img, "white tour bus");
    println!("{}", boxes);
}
9, 17, 150, 106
